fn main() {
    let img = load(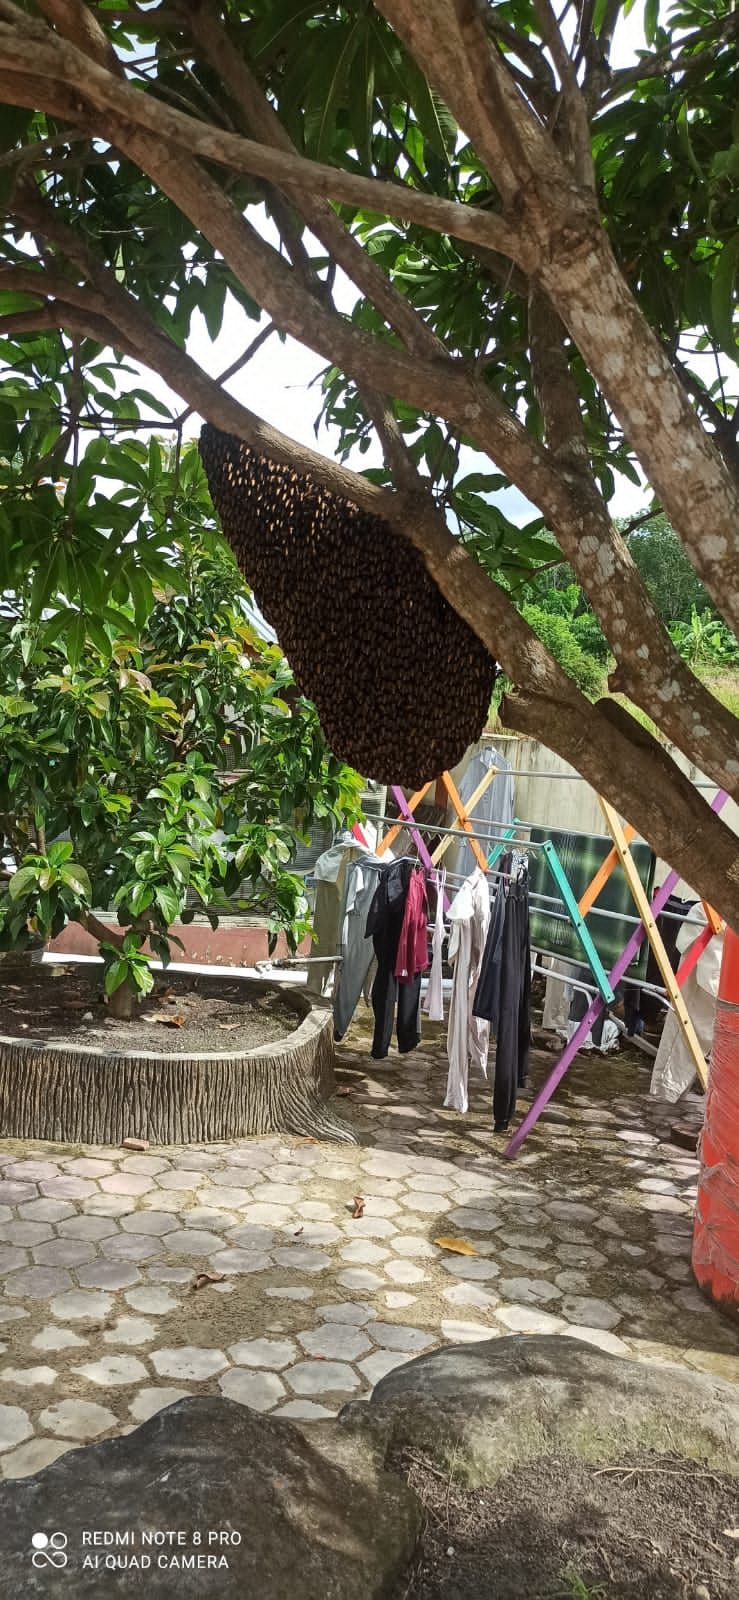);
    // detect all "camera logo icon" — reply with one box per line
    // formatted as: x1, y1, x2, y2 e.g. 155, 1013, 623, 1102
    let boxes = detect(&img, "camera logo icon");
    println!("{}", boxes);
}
31, 1532, 69, 1569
